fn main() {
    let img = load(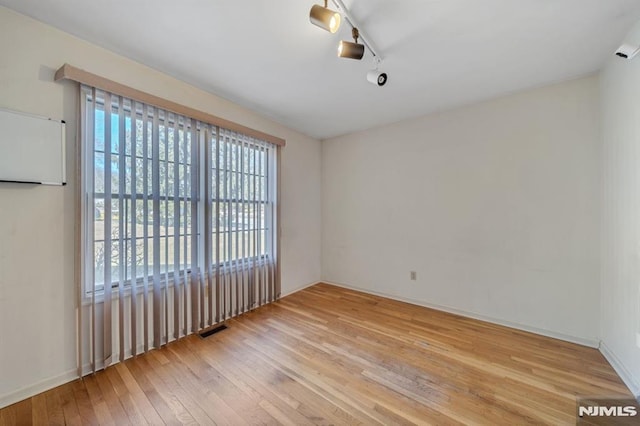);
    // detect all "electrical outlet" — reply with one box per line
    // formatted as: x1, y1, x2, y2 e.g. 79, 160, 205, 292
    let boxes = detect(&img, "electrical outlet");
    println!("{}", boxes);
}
410, 271, 417, 281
